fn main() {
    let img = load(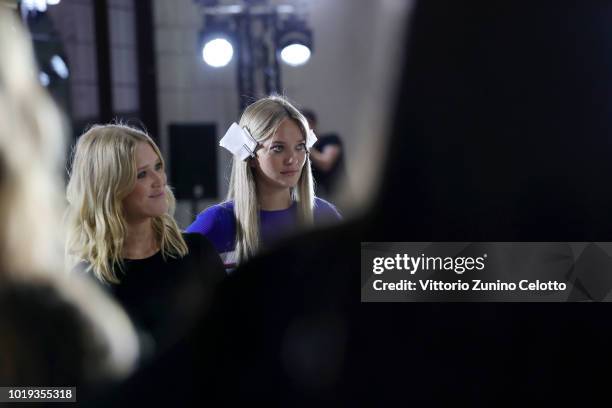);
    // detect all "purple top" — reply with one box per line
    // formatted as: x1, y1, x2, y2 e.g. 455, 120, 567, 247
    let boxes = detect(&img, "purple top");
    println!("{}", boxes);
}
186, 198, 341, 260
